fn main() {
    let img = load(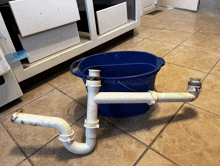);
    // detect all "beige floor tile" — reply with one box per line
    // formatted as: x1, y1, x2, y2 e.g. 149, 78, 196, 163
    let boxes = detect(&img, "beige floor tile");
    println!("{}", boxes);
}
108, 37, 143, 52
141, 17, 174, 29
190, 74, 220, 115
127, 38, 176, 57
182, 32, 220, 52
213, 17, 220, 24
2, 89, 86, 156
180, 13, 216, 25
58, 77, 88, 106
16, 160, 32, 166
0, 123, 25, 166
137, 149, 176, 166
199, 21, 220, 35
155, 63, 207, 92
134, 26, 162, 39
148, 29, 192, 45
48, 69, 75, 88
0, 83, 54, 119
198, 11, 220, 17
29, 116, 147, 166
153, 12, 186, 22
164, 45, 220, 72
152, 104, 220, 166
168, 9, 192, 16
210, 60, 220, 76
165, 22, 205, 33
106, 102, 183, 145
